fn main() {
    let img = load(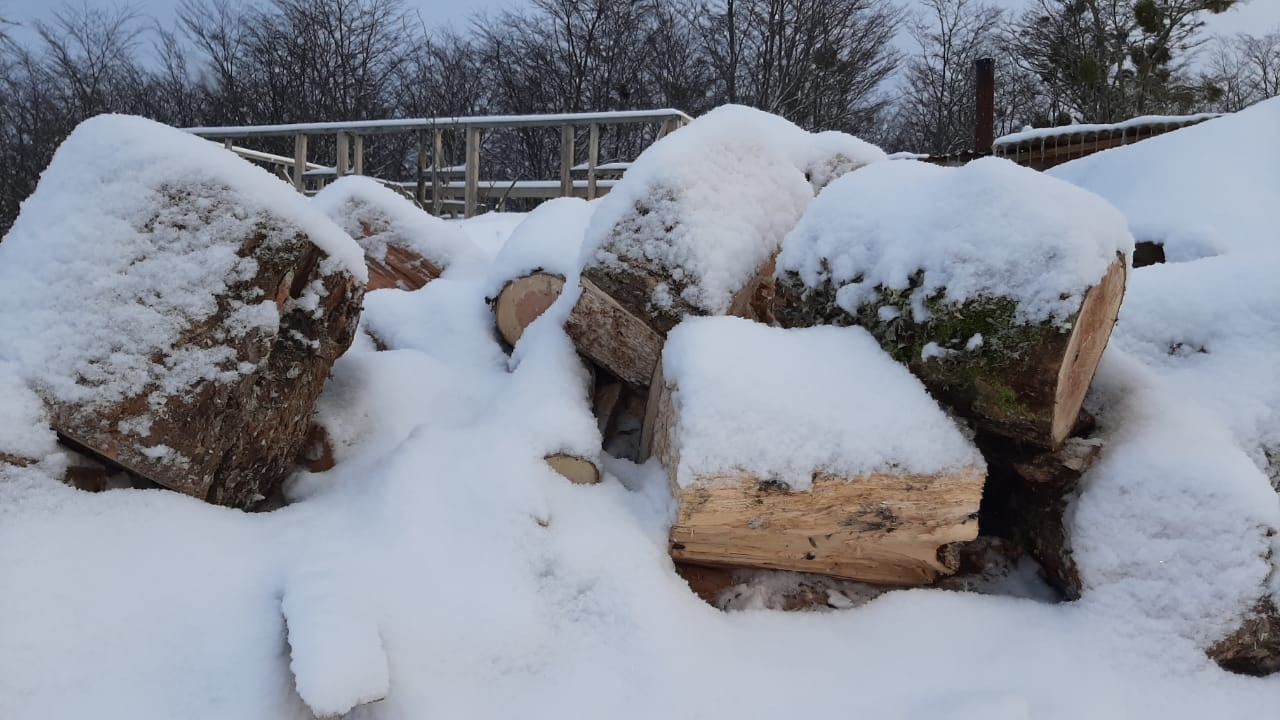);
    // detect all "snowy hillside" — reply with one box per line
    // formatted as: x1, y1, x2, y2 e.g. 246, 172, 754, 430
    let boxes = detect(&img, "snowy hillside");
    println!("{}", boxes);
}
1, 102, 1279, 720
